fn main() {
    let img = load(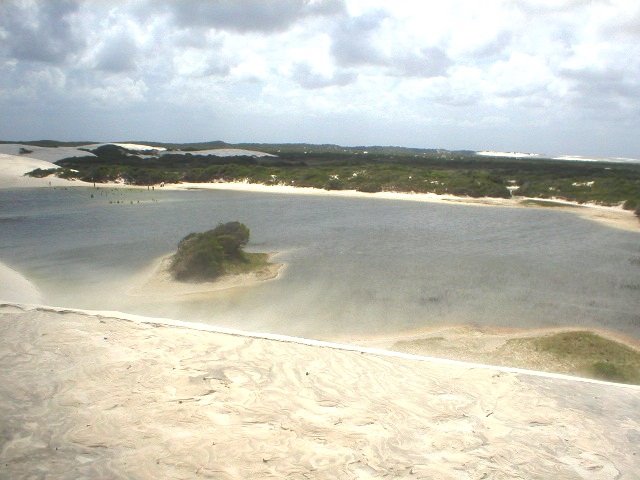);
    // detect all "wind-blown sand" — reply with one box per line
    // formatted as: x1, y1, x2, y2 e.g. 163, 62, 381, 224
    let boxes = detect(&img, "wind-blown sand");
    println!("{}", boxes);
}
1, 303, 639, 479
